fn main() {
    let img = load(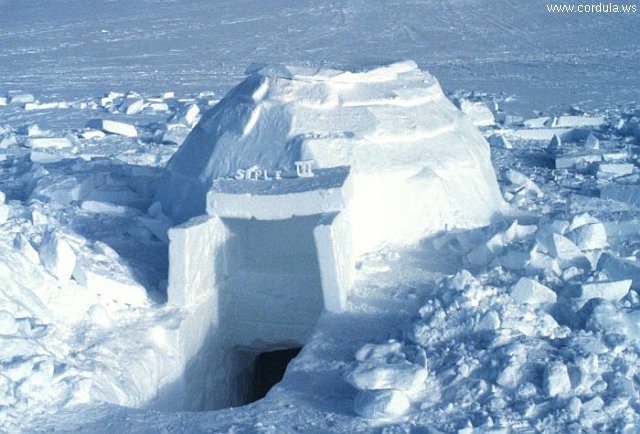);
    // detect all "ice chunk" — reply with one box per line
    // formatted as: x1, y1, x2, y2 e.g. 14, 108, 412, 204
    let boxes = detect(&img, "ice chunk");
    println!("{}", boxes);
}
458, 100, 495, 127
597, 163, 634, 179
87, 119, 137, 137
162, 91, 175, 99
172, 103, 200, 127
555, 115, 605, 128
543, 361, 572, 397
566, 222, 607, 250
24, 124, 45, 137
585, 133, 600, 150
9, 93, 35, 104
39, 233, 77, 281
536, 232, 589, 269
346, 361, 428, 391
580, 280, 631, 303
523, 116, 551, 128
162, 123, 191, 144
555, 151, 602, 169
13, 234, 39, 264
122, 98, 146, 115
511, 277, 557, 305
511, 128, 574, 141
598, 253, 640, 290
0, 96, 6, 106
354, 389, 410, 419
547, 134, 561, 154
80, 200, 139, 217
78, 129, 106, 140
25, 137, 72, 149
503, 169, 543, 198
